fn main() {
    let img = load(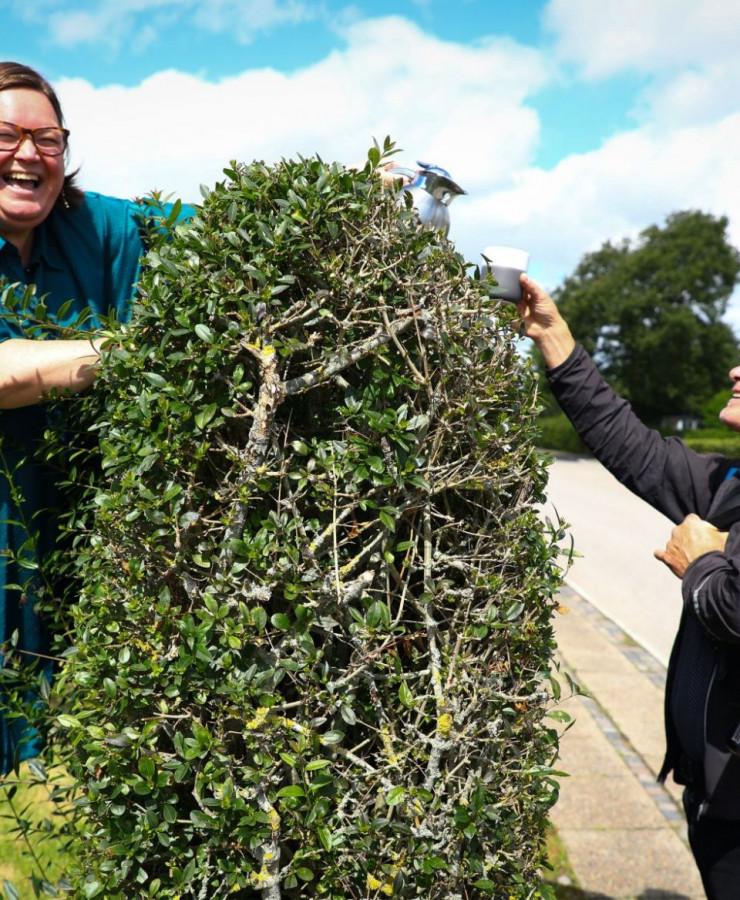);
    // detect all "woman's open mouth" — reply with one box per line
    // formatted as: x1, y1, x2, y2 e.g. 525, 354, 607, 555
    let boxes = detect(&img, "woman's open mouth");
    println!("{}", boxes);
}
2, 172, 41, 190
